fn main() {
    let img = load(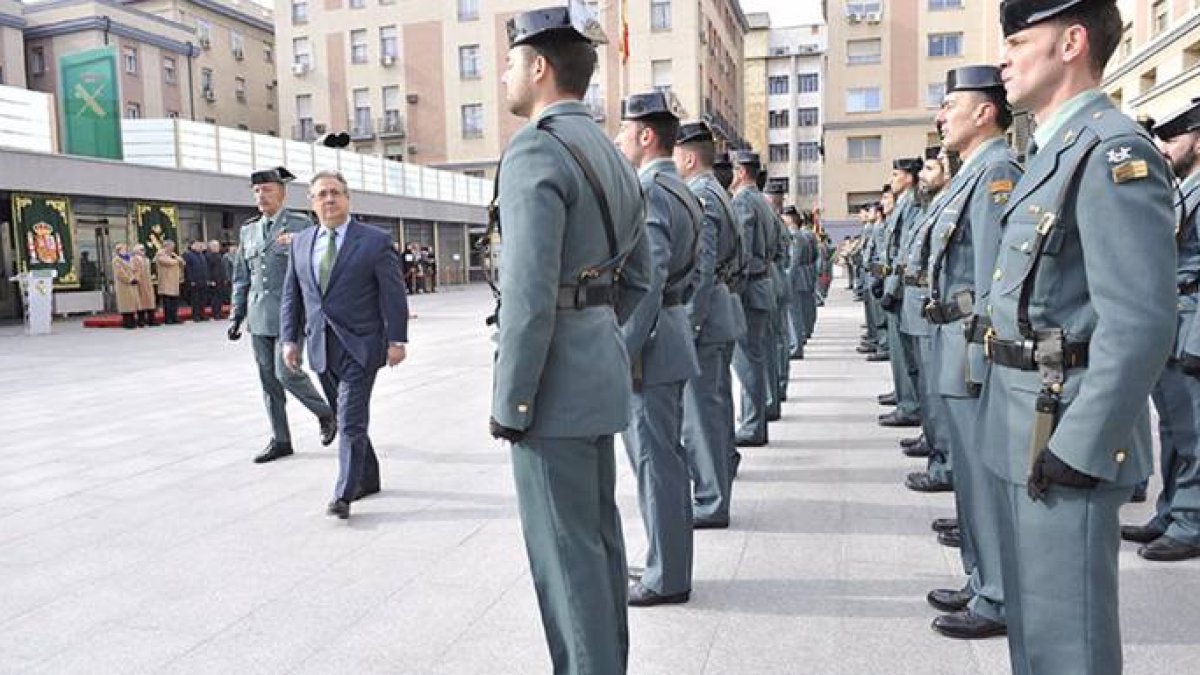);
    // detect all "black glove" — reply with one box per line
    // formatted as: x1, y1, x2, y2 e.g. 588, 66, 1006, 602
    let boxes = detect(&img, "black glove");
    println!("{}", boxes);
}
489, 417, 525, 443
870, 277, 884, 299
880, 291, 898, 312
1179, 353, 1200, 378
227, 318, 243, 341
1027, 447, 1100, 501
